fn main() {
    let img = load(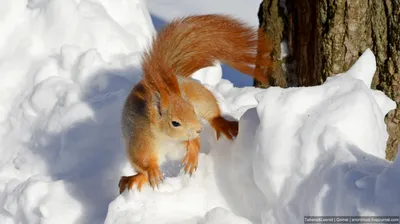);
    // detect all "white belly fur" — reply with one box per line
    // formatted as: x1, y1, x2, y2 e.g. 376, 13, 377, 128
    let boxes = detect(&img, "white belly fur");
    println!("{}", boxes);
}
155, 139, 187, 165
